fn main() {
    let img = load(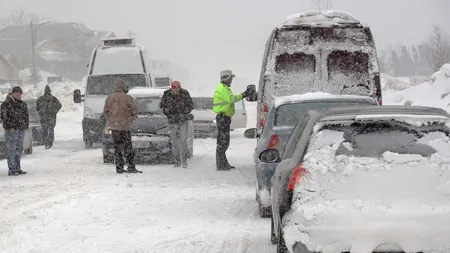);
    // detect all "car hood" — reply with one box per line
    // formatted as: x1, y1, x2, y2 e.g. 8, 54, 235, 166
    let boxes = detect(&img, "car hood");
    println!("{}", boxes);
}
131, 114, 169, 134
